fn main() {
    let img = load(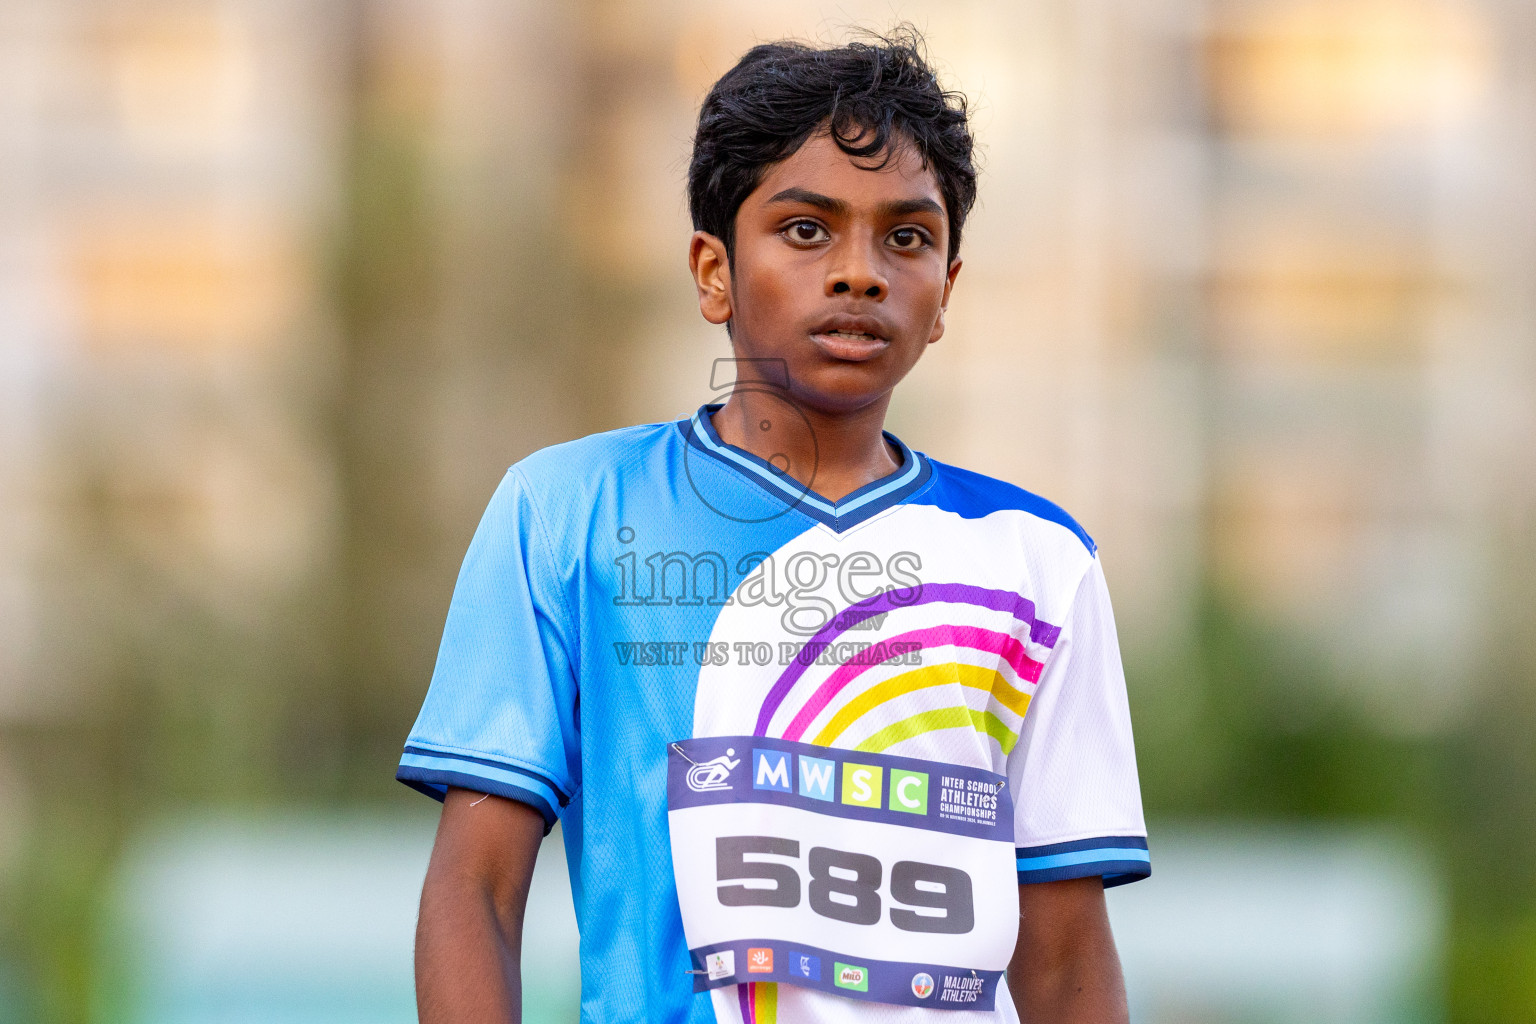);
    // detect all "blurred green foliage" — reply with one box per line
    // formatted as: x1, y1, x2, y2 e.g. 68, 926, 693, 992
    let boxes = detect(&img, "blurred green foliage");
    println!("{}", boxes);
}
1133, 590, 1536, 1024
